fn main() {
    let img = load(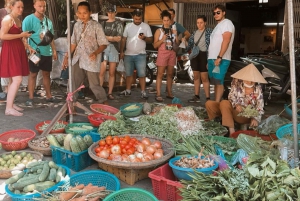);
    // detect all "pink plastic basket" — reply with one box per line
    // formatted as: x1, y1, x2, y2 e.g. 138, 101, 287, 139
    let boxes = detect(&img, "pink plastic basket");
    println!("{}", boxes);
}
90, 104, 119, 115
148, 163, 182, 201
0, 129, 36, 151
